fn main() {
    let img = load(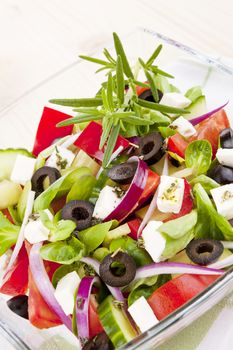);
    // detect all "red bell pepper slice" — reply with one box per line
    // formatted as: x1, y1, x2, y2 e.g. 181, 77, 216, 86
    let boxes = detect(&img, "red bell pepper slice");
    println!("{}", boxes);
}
32, 107, 74, 156
74, 121, 130, 162
0, 244, 29, 296
89, 295, 104, 338
137, 169, 160, 208
127, 218, 142, 240
167, 133, 189, 158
